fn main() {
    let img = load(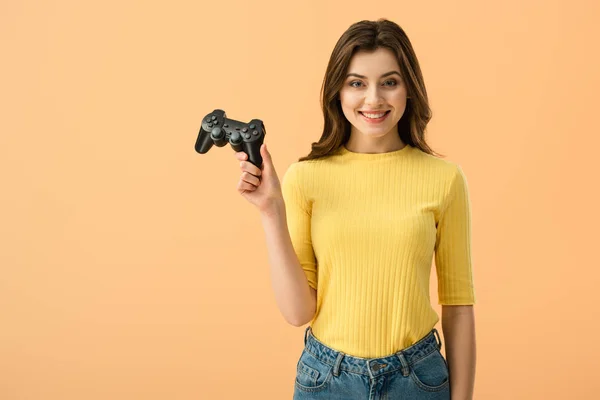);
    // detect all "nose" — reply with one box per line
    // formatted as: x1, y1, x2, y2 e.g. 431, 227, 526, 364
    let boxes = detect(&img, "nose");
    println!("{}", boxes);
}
364, 85, 384, 106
